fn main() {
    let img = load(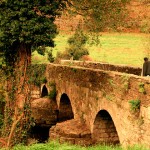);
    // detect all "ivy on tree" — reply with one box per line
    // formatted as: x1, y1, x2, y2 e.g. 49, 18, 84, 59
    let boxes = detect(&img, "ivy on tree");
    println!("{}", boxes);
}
0, 0, 66, 147
0, 0, 66, 66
